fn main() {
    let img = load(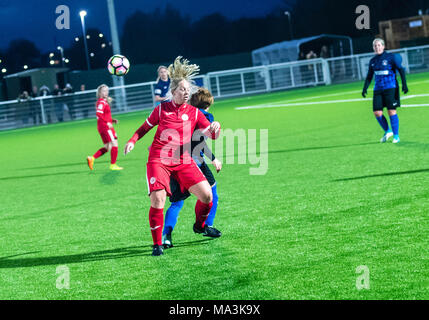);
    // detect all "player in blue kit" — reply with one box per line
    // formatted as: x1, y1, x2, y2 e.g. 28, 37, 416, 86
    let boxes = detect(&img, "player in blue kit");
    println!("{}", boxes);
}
154, 65, 171, 106
362, 38, 408, 144
162, 87, 222, 248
